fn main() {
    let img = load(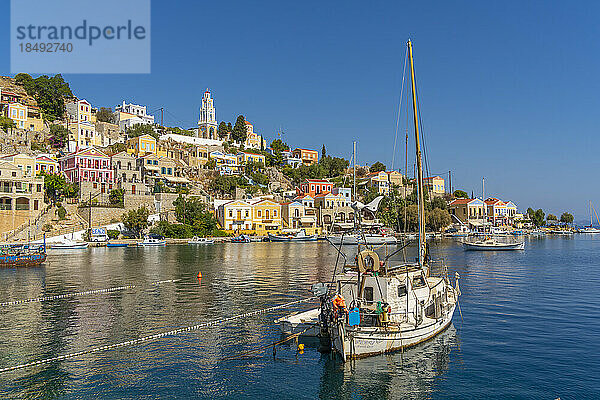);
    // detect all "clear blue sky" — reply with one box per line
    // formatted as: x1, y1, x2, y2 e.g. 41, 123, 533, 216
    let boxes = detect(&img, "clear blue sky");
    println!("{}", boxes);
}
1, 1, 599, 220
